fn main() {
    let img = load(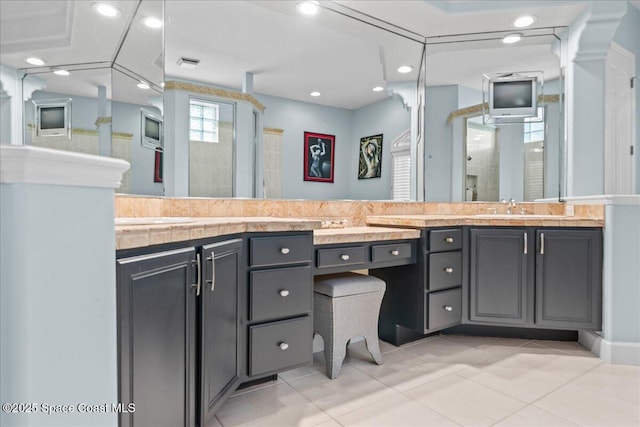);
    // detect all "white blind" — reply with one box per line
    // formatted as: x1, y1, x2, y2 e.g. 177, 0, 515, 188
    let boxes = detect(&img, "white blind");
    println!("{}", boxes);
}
392, 153, 411, 201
